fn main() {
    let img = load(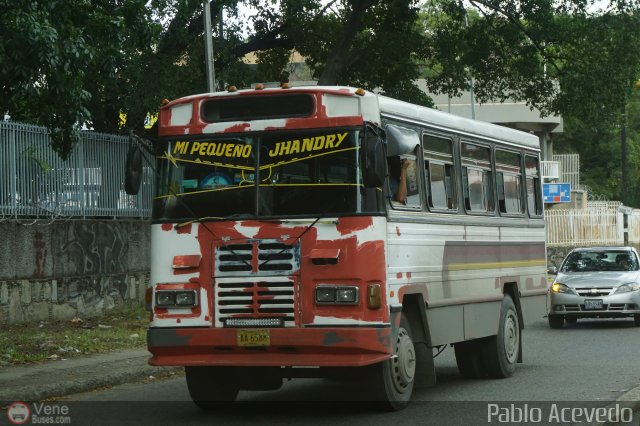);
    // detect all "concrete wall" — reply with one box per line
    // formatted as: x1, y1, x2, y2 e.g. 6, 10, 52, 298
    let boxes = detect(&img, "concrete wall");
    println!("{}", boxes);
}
0, 220, 150, 325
